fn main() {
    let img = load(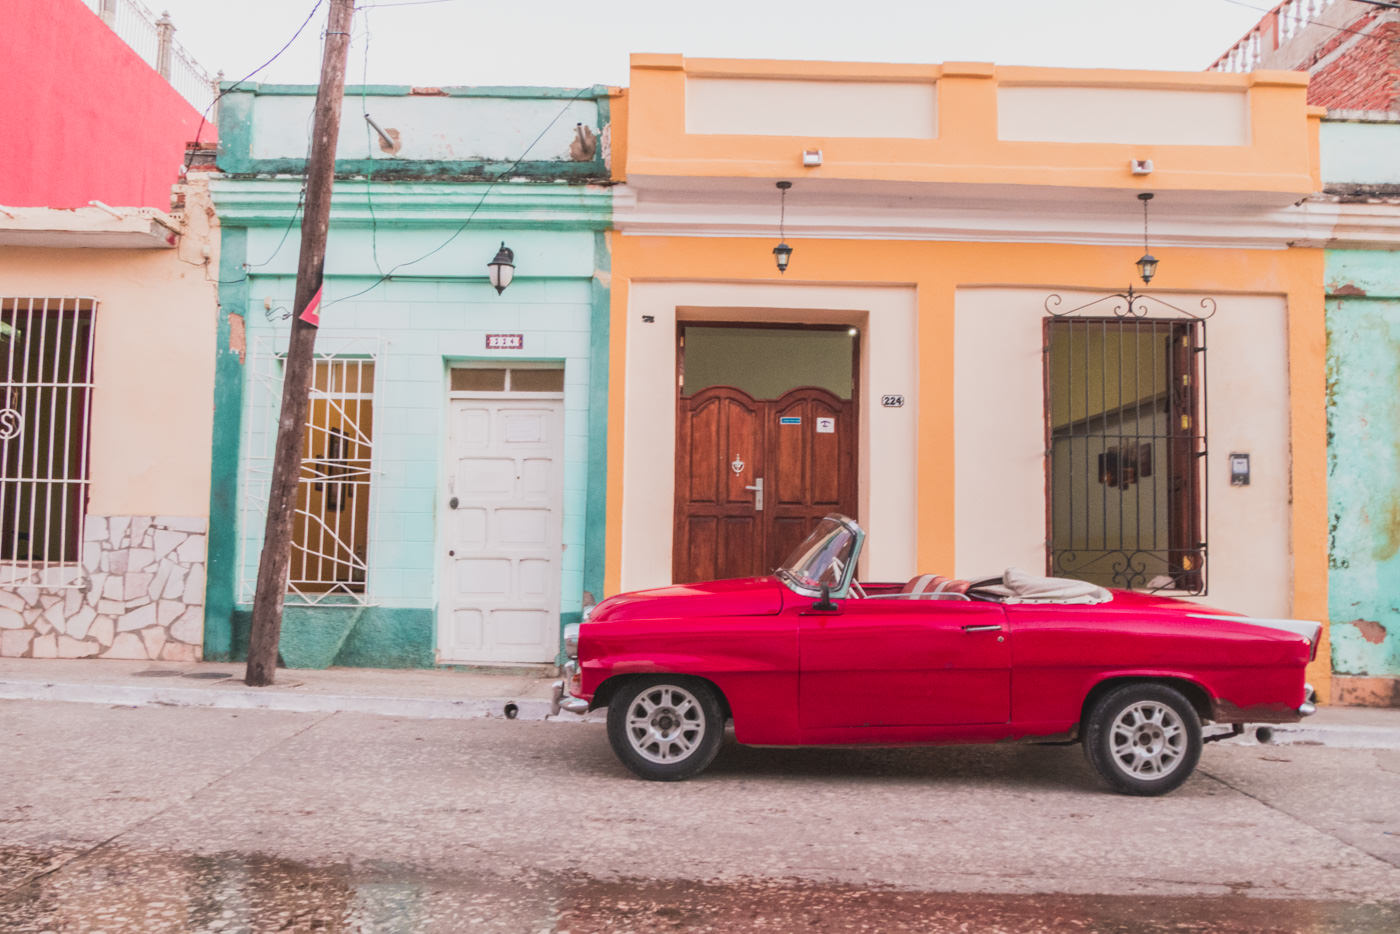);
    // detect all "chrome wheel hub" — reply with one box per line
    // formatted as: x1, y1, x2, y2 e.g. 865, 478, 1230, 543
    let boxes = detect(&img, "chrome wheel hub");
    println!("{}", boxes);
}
1109, 700, 1186, 779
625, 684, 705, 764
